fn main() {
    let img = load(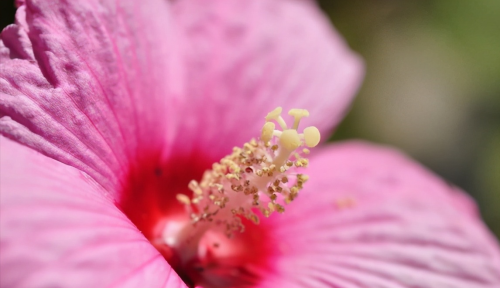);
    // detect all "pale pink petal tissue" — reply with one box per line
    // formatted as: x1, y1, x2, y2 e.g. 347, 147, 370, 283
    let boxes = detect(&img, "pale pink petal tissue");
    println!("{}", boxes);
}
257, 142, 500, 288
0, 0, 177, 193
0, 137, 187, 288
1, 0, 499, 287
171, 0, 363, 158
